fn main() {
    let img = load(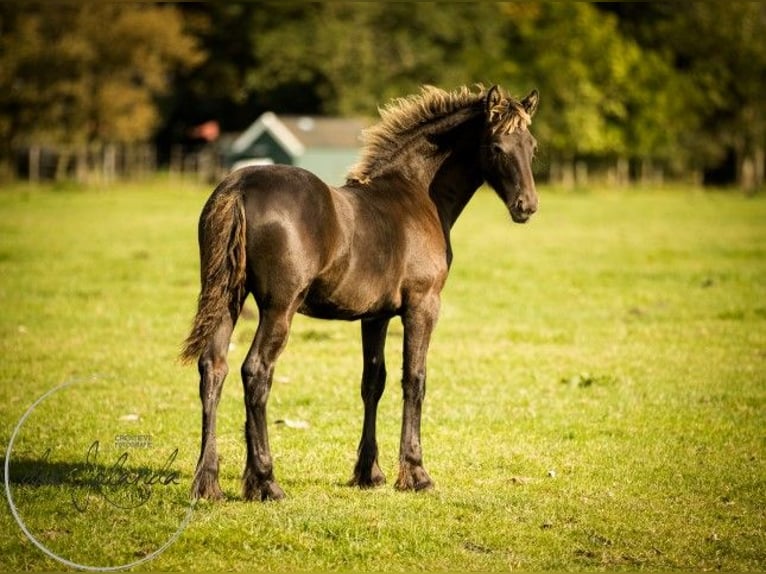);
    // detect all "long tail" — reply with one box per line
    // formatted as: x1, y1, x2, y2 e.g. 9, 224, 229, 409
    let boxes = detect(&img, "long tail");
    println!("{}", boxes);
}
180, 184, 247, 364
